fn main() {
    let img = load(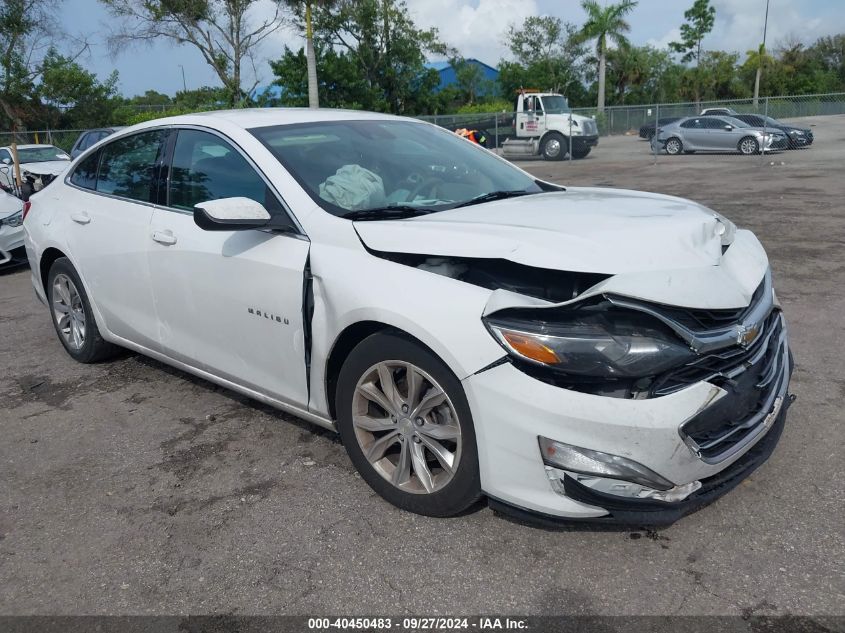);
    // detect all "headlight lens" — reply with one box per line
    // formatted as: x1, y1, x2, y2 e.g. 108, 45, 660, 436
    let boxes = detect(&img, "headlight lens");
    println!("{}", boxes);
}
484, 305, 695, 378
539, 436, 674, 490
0, 209, 22, 227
